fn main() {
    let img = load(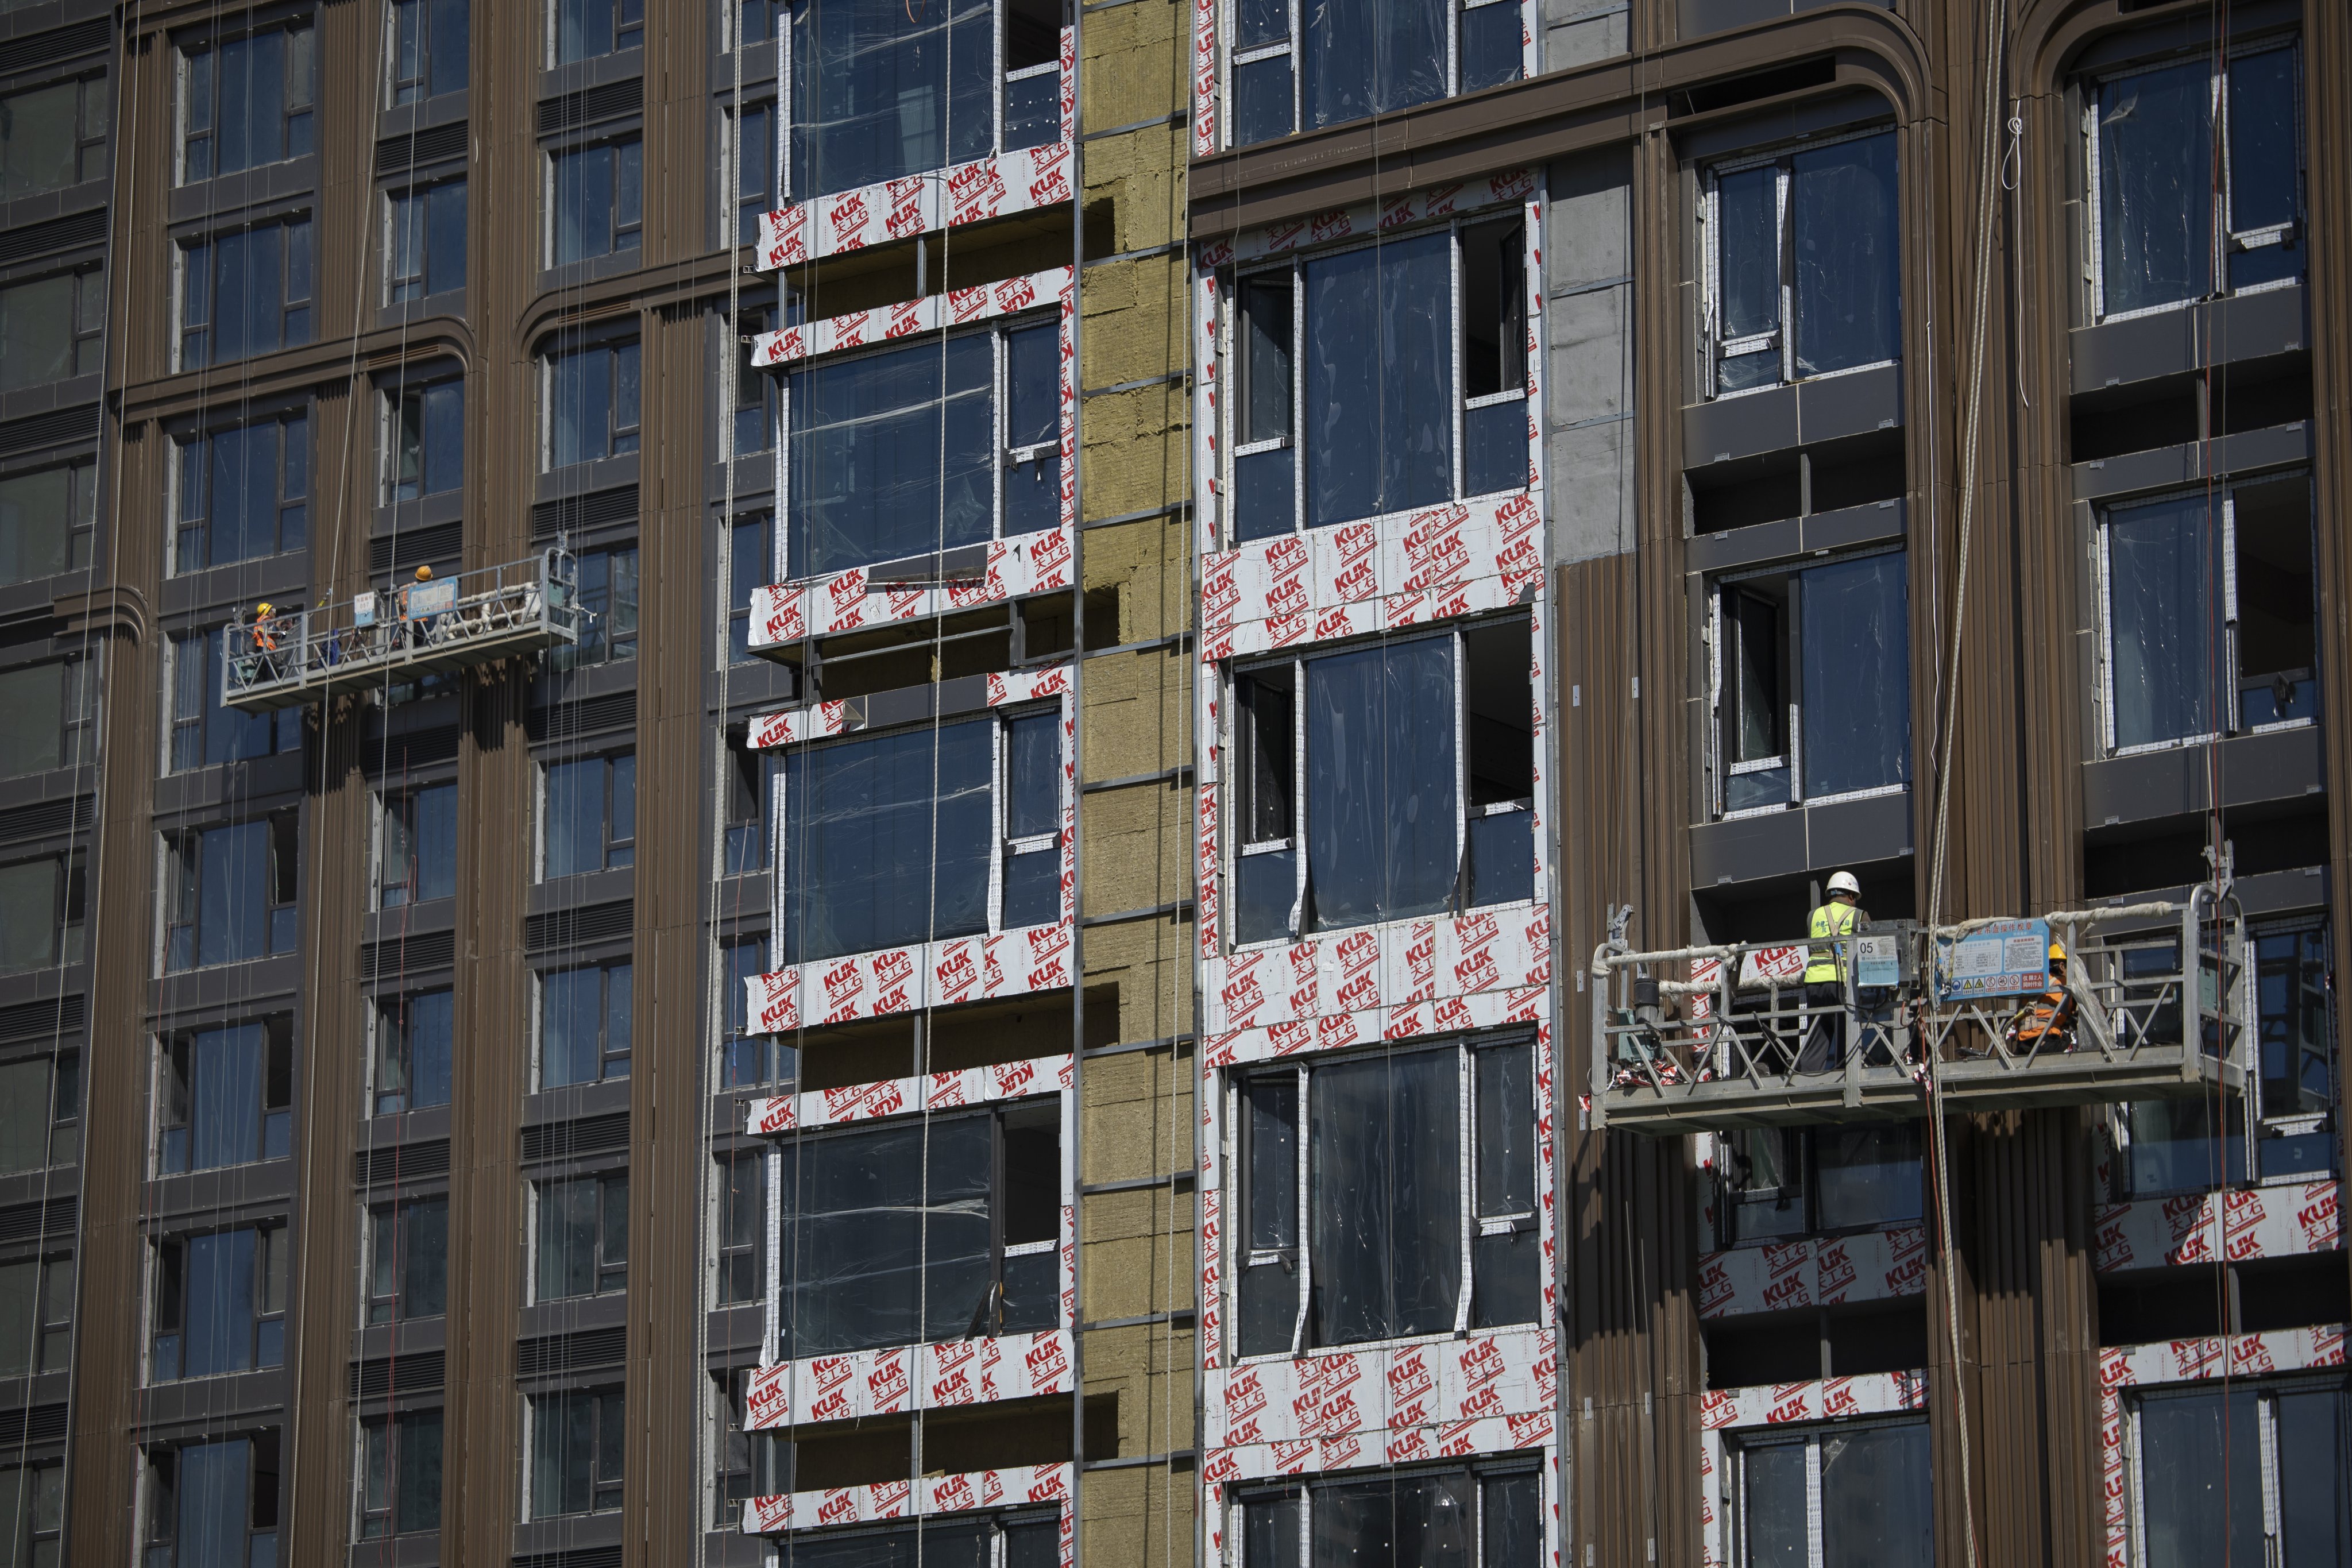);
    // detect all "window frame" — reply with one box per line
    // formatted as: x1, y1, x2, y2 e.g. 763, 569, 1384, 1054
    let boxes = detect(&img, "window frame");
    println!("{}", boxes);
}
1221, 216, 1534, 547
526, 1385, 627, 1519
712, 1368, 790, 1525
1705, 543, 1912, 820
175, 212, 316, 371
384, 175, 469, 307
1727, 1415, 1933, 1568
146, 1222, 290, 1382
0, 1252, 77, 1376
540, 336, 643, 470
0, 1460, 64, 1563
141, 1432, 282, 1568
0, 853, 85, 978
0, 1049, 81, 1174
365, 1194, 450, 1324
160, 813, 301, 973
547, 543, 639, 669
0, 70, 110, 201
549, 0, 644, 65
536, 749, 637, 879
387, 0, 468, 104
2084, 36, 2306, 327
531, 1169, 630, 1303
0, 457, 98, 588
533, 958, 634, 1089
373, 780, 458, 910
717, 933, 779, 1088
714, 1145, 767, 1306
1214, 0, 1524, 150
1224, 616, 1534, 951
2094, 470, 2318, 759
0, 264, 108, 391
0, 653, 98, 783
176, 18, 315, 184
156, 1017, 295, 1174
543, 133, 644, 268
356, 1407, 444, 1540
164, 625, 303, 773
171, 410, 311, 574
369, 986, 455, 1117
1230, 1459, 1544, 1568
1700, 125, 1902, 400
2123, 1373, 2348, 1567
1712, 1125, 1926, 1250
1226, 1030, 1541, 1362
